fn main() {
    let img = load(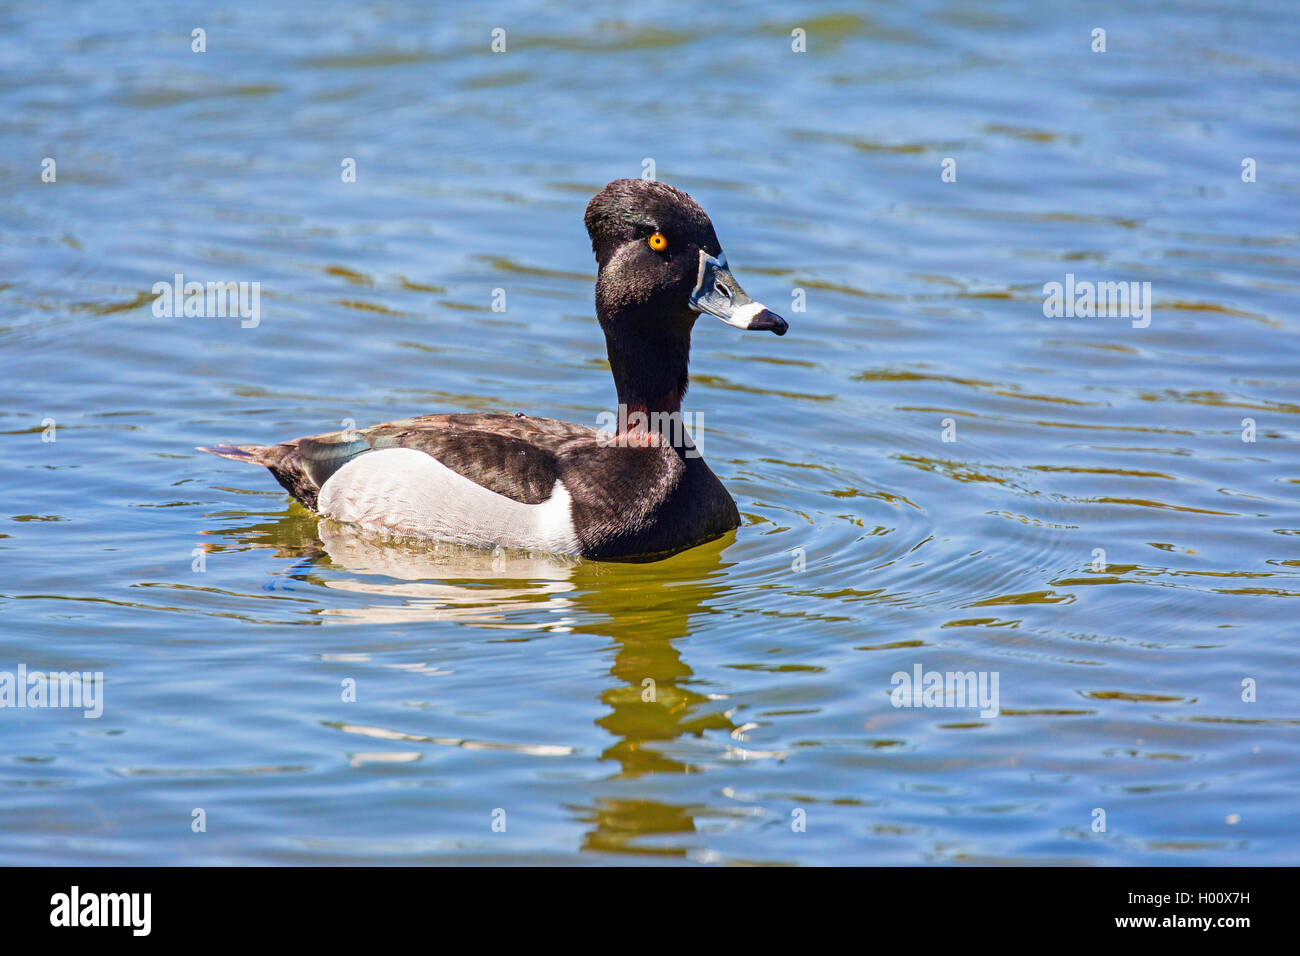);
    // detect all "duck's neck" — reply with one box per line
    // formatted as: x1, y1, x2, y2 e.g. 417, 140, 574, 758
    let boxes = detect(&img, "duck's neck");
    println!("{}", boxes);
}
602, 323, 693, 445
